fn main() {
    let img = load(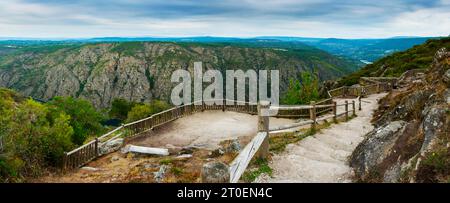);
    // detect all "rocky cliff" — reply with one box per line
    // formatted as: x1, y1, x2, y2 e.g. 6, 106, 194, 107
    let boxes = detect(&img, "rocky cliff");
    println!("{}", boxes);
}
0, 42, 356, 108
350, 48, 450, 183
